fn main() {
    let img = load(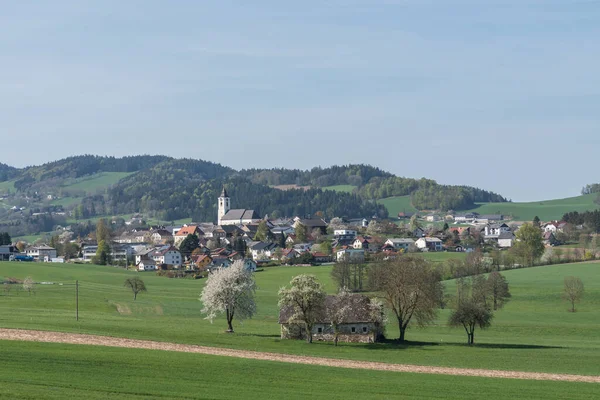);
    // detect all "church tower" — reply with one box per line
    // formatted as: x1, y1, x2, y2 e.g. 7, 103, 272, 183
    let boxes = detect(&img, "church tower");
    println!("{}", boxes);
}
218, 187, 230, 225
